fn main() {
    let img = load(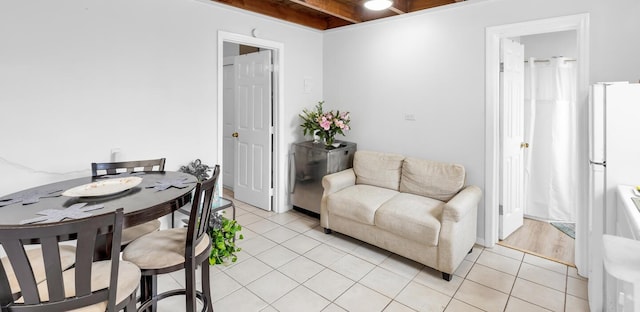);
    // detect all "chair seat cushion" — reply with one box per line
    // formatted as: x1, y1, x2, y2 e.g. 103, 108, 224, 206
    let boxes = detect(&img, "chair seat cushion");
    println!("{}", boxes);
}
122, 227, 211, 270
17, 260, 141, 312
327, 185, 398, 225
121, 219, 161, 245
375, 193, 445, 246
1, 245, 76, 295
